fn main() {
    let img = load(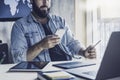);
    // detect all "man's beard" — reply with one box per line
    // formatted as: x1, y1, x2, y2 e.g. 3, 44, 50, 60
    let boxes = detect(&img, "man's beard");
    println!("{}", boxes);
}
32, 3, 50, 18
